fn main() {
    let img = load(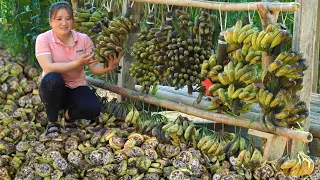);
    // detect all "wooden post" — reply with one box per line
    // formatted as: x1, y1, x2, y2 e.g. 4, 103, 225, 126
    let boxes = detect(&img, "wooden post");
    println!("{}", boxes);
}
118, 0, 142, 101
291, 0, 320, 155
248, 129, 287, 161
